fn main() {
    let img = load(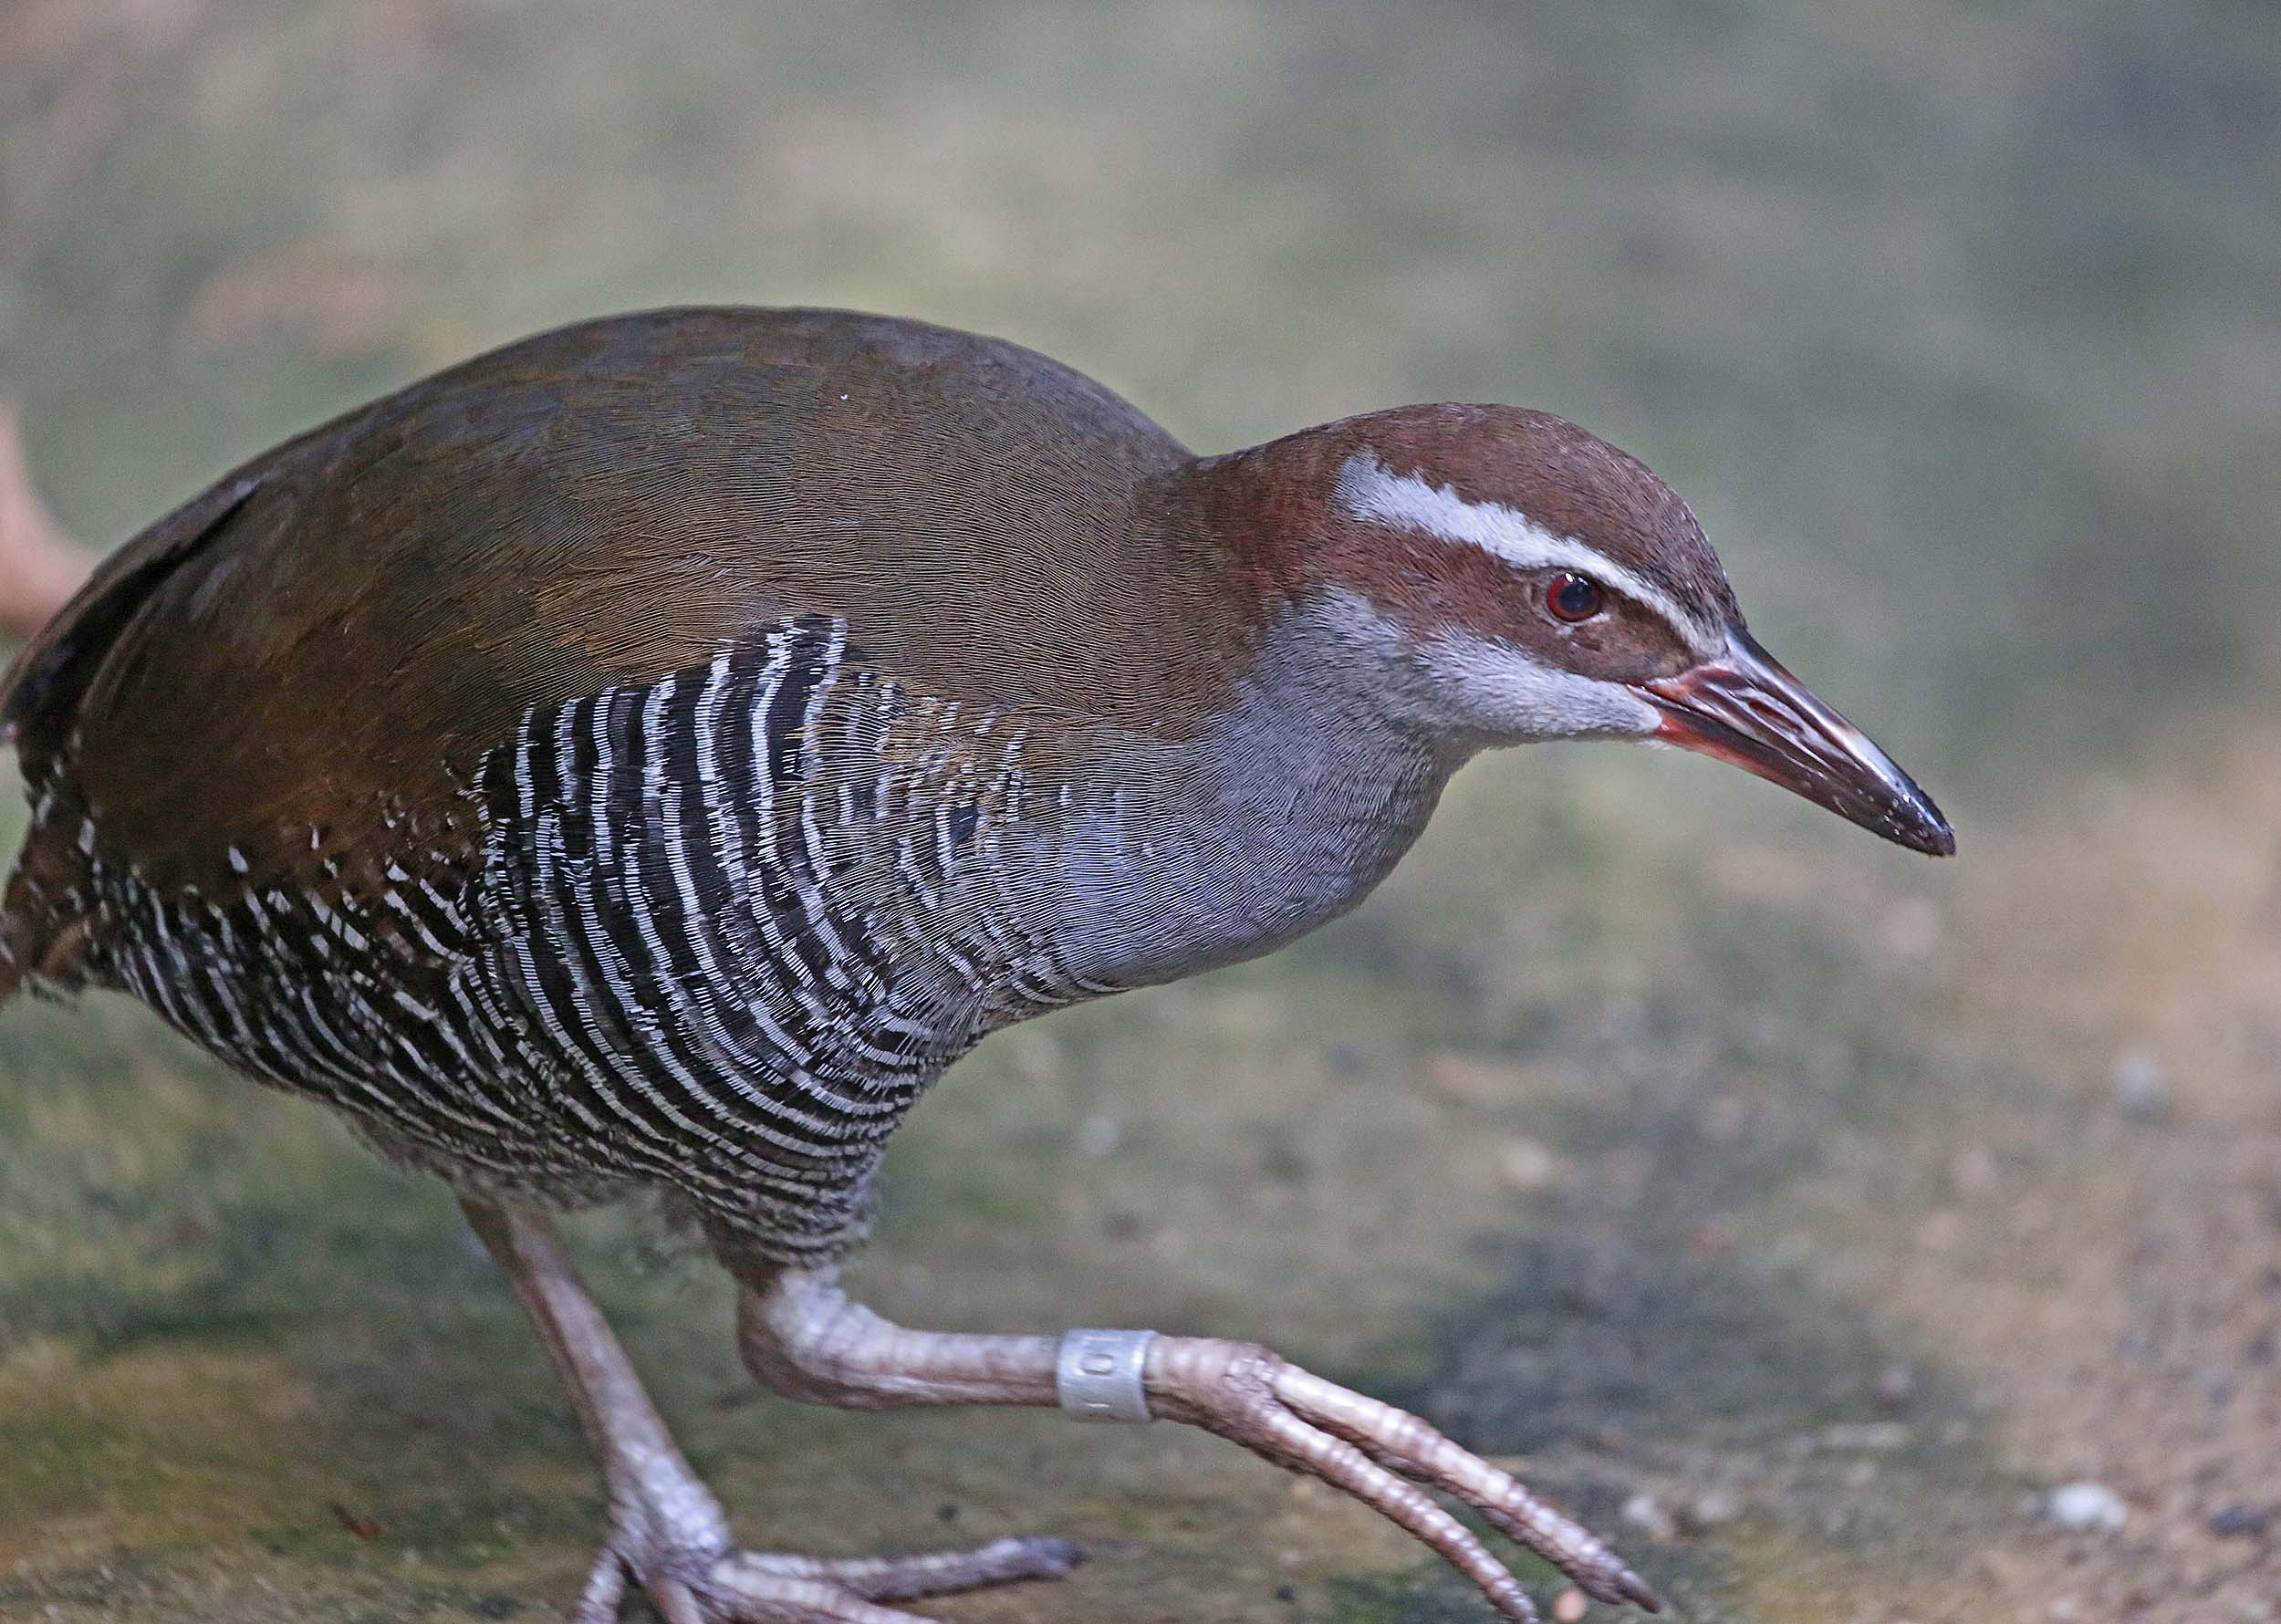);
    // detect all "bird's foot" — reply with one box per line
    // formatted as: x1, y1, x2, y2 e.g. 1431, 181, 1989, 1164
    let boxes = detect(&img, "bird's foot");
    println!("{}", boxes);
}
1147, 1338, 1658, 1623
576, 1518, 1082, 1624
739, 1273, 1657, 1622
454, 1202, 1084, 1624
